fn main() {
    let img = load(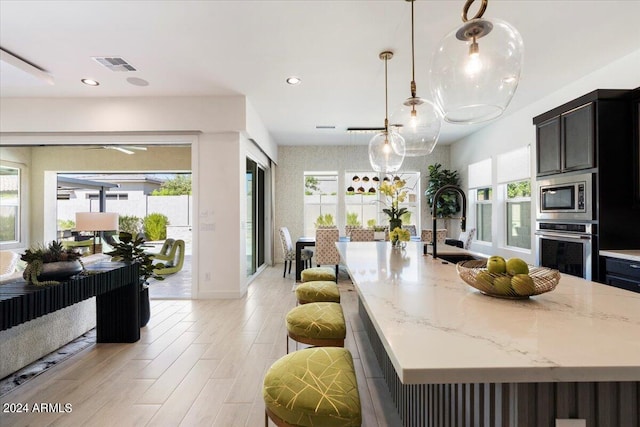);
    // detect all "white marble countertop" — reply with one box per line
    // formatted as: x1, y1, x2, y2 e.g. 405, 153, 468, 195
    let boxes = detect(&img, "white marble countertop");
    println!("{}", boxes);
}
600, 250, 640, 263
337, 241, 640, 385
